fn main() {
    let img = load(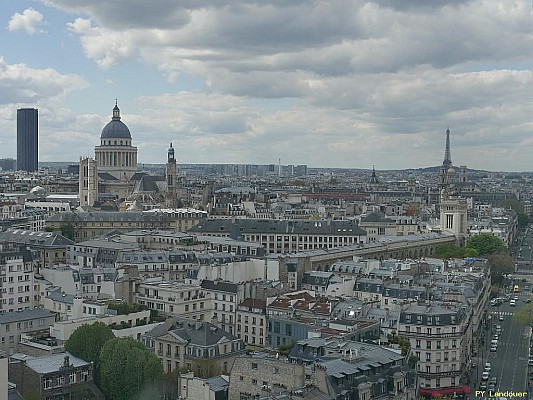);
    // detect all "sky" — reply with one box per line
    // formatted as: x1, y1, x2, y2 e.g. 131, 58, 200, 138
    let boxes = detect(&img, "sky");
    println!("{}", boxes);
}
1, 0, 533, 171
